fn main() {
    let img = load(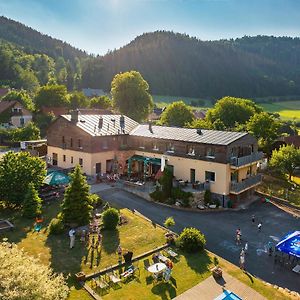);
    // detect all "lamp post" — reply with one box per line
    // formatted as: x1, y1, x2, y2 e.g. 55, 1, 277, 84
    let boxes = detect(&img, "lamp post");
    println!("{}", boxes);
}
223, 193, 225, 208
